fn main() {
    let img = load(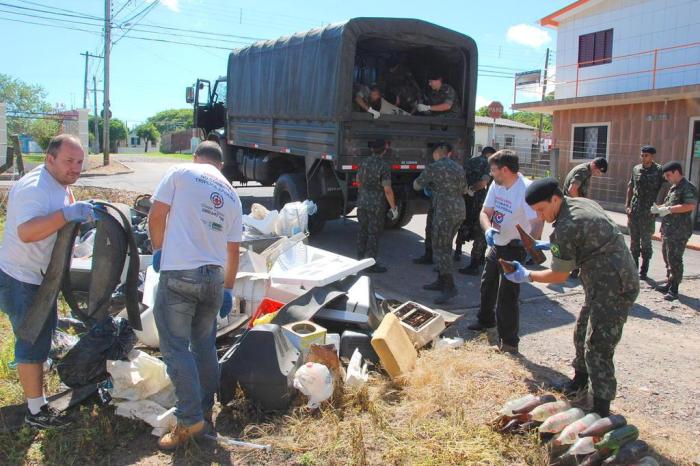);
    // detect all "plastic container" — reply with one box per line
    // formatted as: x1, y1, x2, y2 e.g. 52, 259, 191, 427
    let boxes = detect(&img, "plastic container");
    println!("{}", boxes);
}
282, 320, 327, 354
233, 273, 270, 316
566, 436, 596, 456
539, 407, 586, 434
248, 298, 284, 328
554, 413, 601, 445
499, 394, 537, 416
